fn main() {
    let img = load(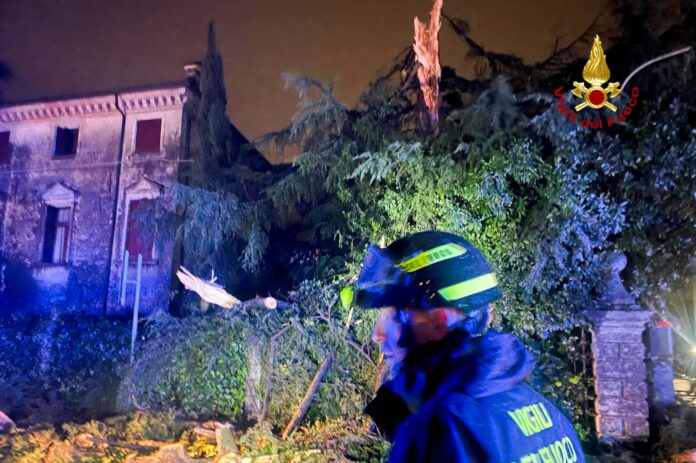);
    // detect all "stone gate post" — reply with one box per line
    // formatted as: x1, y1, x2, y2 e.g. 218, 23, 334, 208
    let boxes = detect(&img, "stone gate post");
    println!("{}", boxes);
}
587, 251, 655, 441
588, 309, 653, 440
